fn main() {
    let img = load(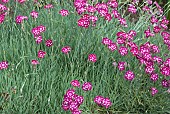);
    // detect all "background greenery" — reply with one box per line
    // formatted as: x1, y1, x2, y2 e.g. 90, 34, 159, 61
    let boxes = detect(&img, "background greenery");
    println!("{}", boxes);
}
0, 0, 170, 114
